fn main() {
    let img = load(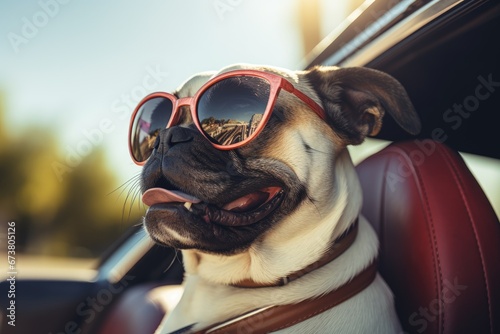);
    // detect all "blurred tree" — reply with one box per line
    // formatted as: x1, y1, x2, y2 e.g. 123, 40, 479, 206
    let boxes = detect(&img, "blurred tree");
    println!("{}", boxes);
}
0, 93, 7, 150
46, 148, 143, 257
0, 127, 63, 249
0, 93, 142, 257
